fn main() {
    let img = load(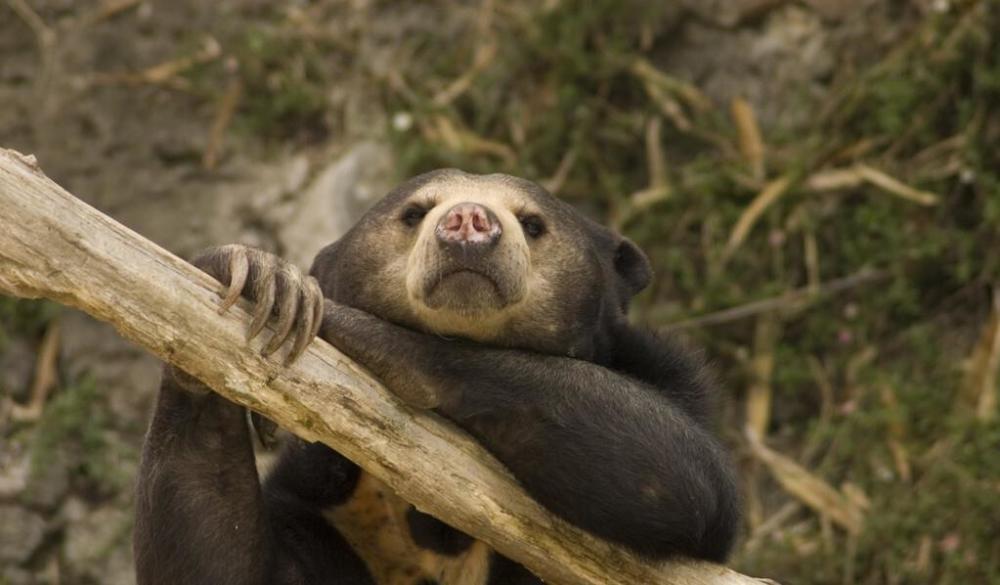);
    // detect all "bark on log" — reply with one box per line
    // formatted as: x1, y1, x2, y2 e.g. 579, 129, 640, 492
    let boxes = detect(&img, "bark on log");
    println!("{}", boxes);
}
0, 147, 775, 585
